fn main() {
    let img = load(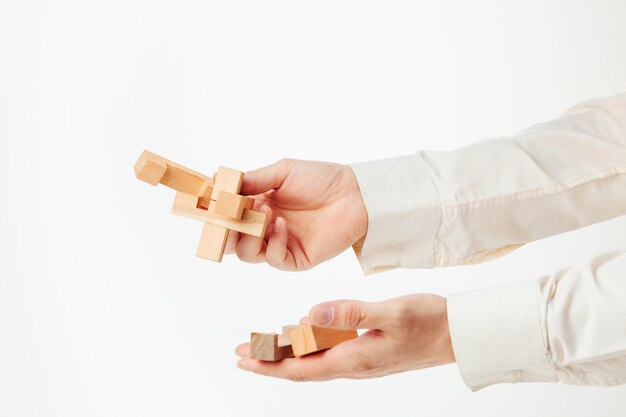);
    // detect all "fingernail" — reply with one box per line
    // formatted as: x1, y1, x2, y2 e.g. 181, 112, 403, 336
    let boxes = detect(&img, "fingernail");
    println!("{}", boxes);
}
273, 217, 283, 233
311, 305, 334, 326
